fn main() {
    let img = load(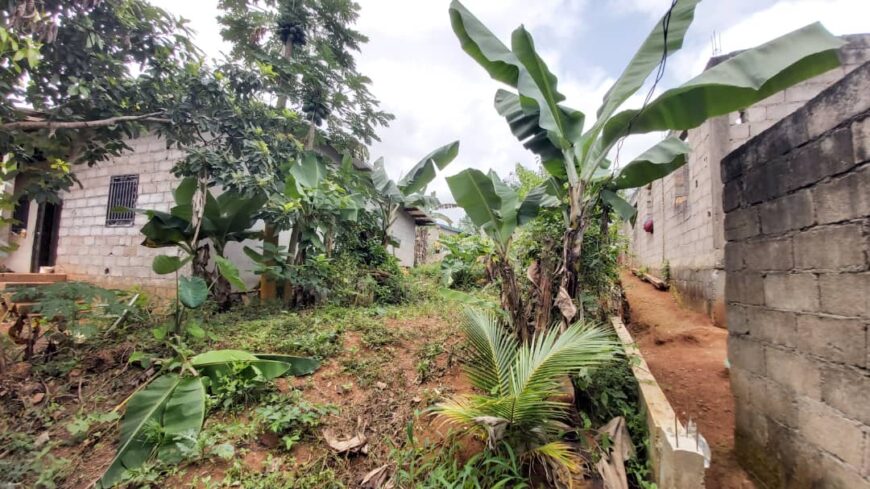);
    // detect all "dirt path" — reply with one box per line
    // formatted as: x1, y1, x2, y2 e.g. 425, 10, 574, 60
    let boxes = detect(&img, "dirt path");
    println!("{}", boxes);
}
620, 270, 755, 489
